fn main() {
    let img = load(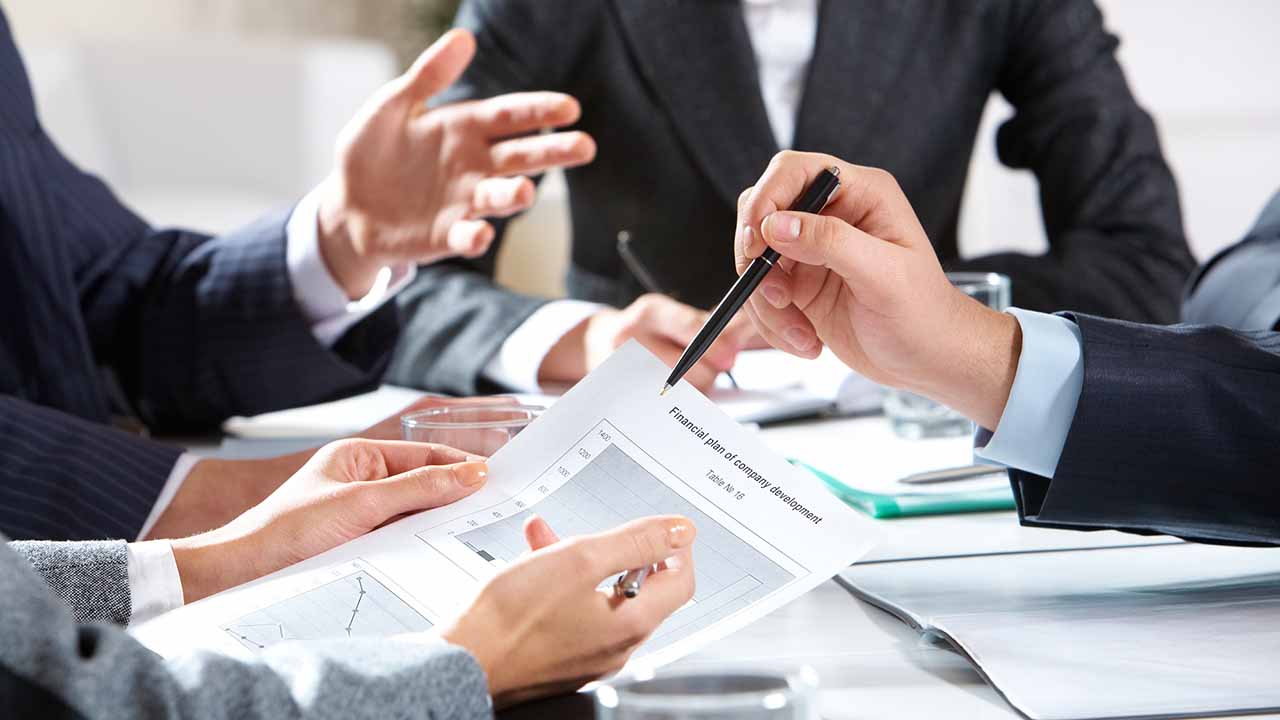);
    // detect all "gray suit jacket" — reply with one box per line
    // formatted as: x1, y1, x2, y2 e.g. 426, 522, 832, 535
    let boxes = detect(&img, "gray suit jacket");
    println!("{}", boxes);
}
1, 537, 493, 719
387, 0, 1193, 395
1183, 189, 1280, 330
